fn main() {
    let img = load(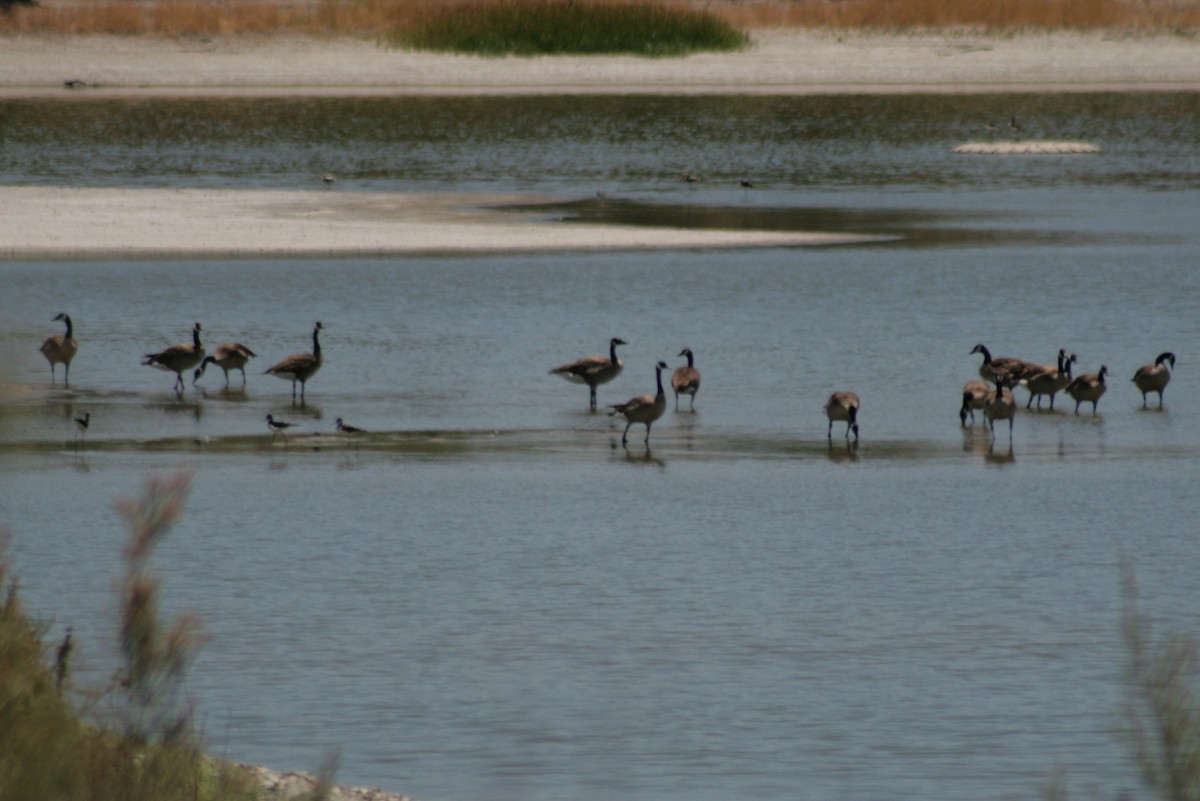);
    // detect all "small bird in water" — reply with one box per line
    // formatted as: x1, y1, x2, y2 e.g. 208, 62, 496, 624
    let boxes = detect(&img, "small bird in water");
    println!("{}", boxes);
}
1009, 115, 1023, 133
321, 173, 336, 184
336, 417, 367, 434
73, 412, 90, 447
265, 413, 295, 442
